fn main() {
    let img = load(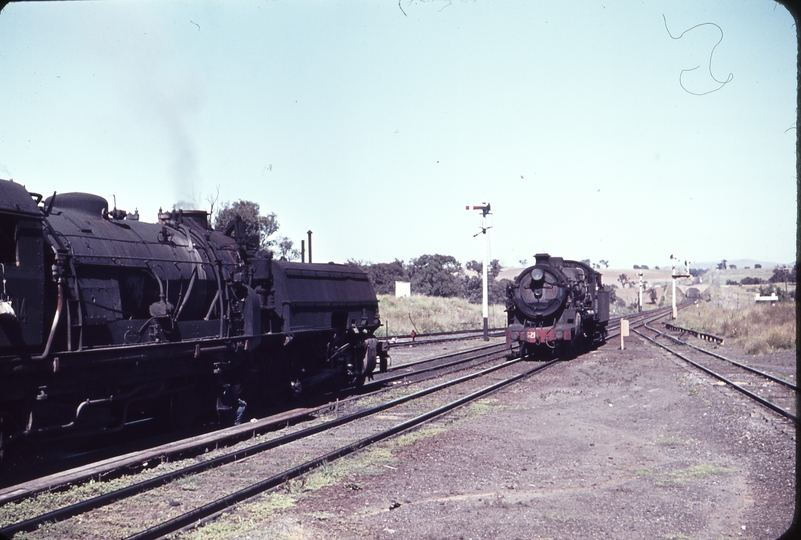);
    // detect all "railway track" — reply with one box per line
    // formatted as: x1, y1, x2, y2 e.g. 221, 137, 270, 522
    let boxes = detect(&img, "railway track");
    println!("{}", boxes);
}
0, 338, 523, 538
0, 307, 679, 538
383, 327, 506, 346
0, 339, 507, 503
635, 322, 797, 424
